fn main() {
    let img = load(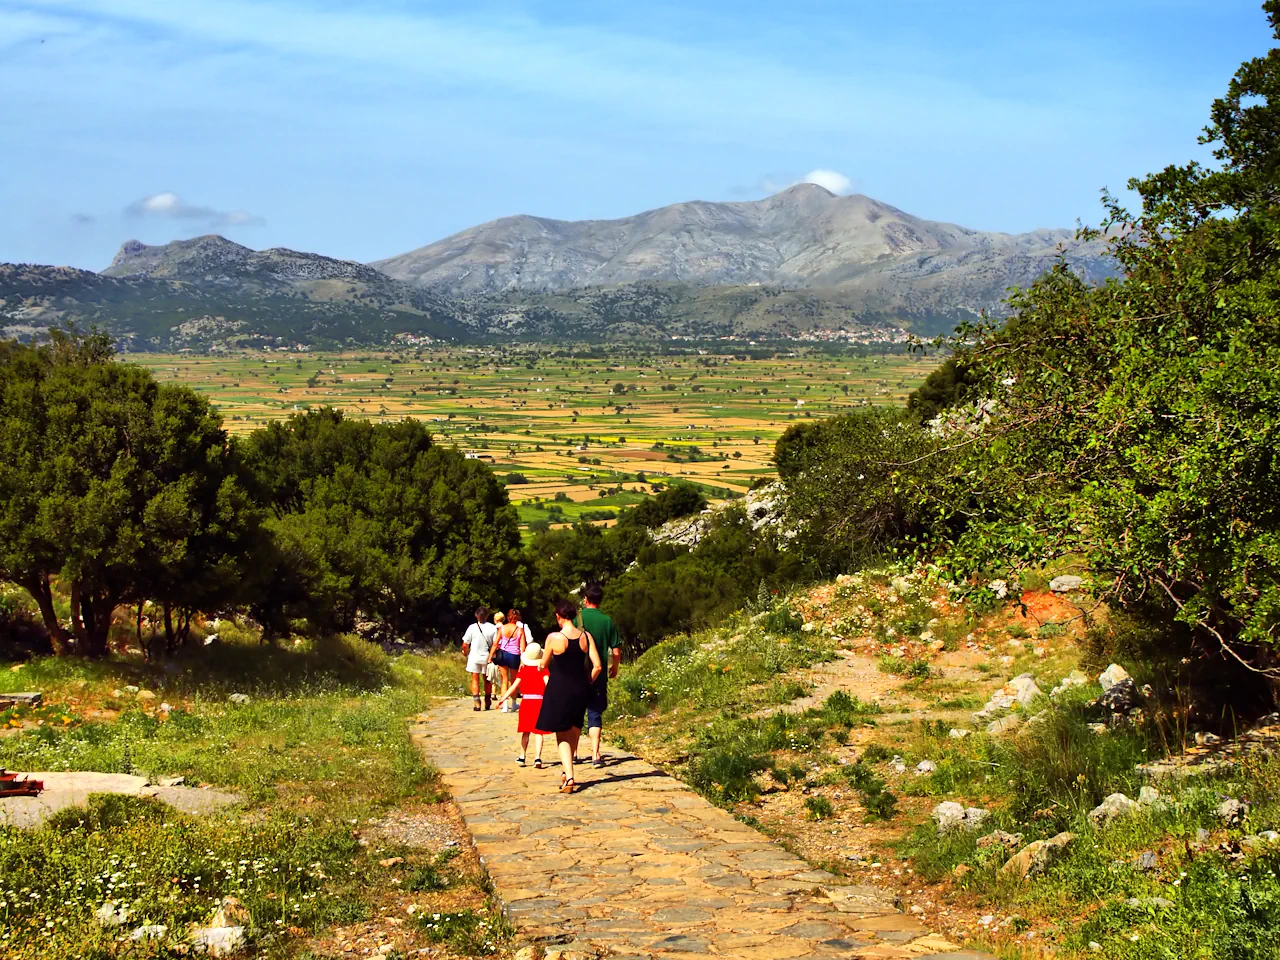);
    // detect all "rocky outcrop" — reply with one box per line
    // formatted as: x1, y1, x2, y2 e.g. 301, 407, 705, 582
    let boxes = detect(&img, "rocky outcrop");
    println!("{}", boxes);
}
1002, 832, 1075, 879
